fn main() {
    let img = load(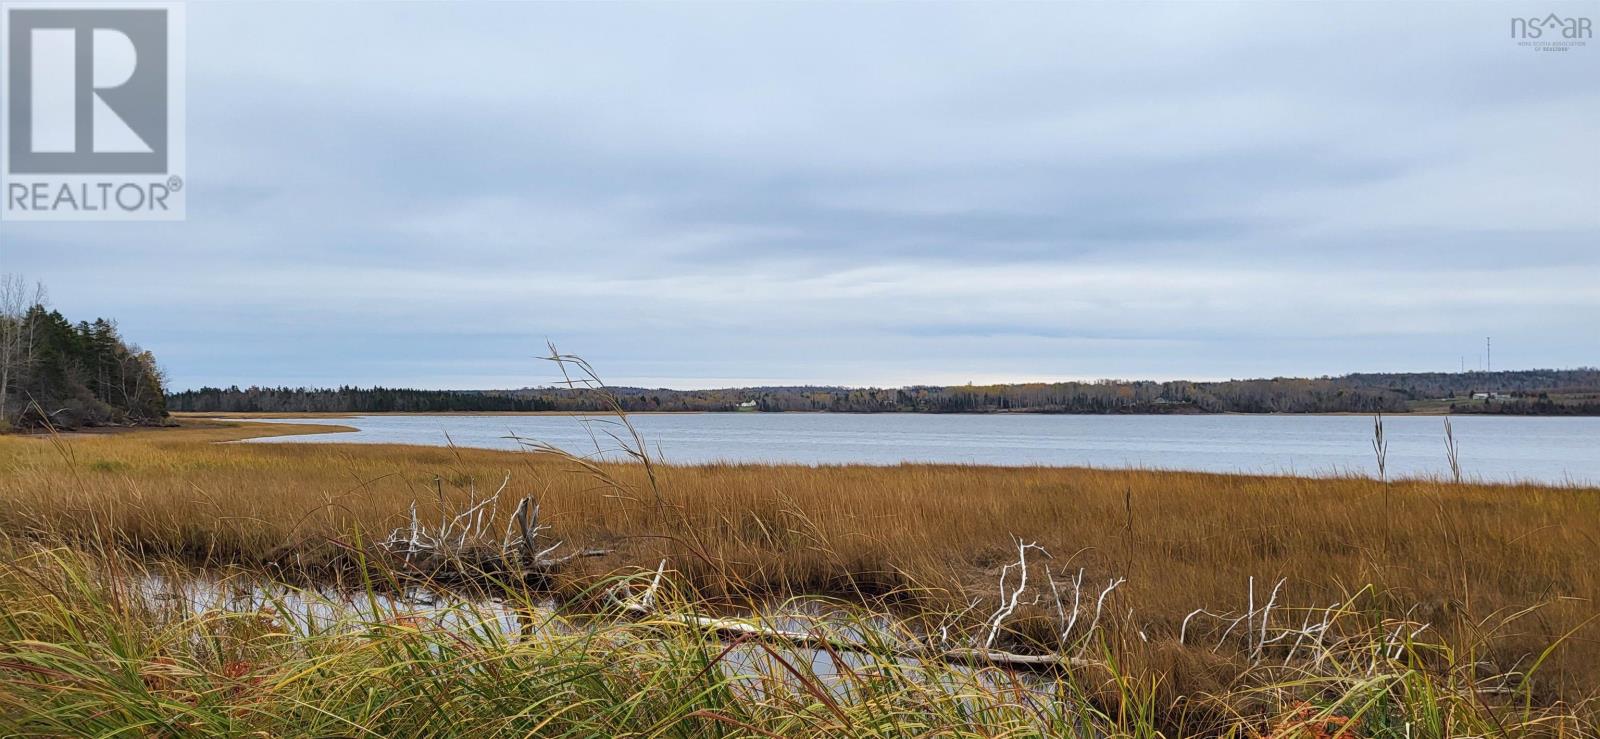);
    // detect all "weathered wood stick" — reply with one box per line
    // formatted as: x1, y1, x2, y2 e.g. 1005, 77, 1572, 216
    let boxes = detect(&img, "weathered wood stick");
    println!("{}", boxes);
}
514, 497, 538, 557
609, 590, 1102, 671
